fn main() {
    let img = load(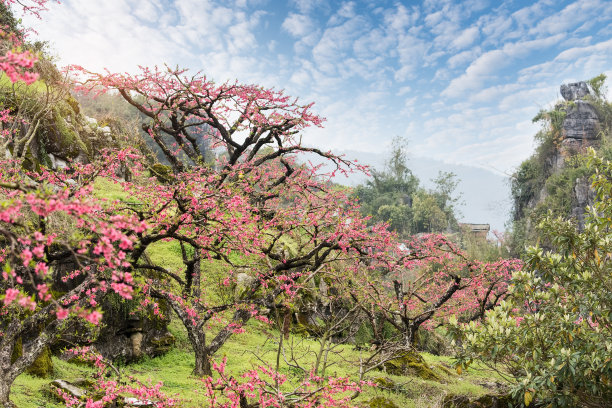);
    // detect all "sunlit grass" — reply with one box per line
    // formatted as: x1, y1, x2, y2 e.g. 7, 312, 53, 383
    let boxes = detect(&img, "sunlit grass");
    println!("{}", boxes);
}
12, 317, 504, 408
